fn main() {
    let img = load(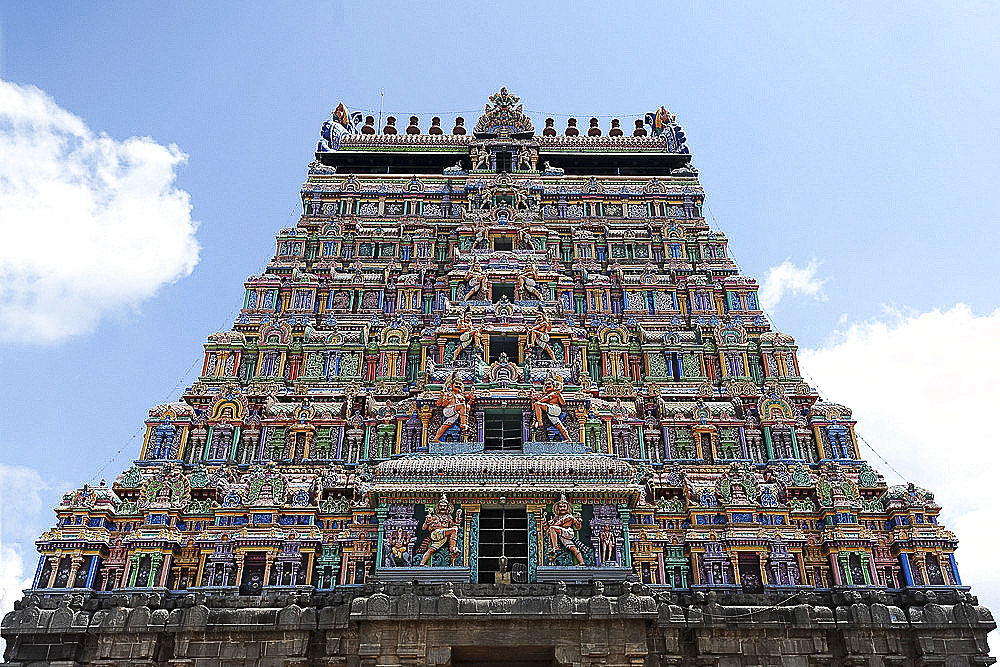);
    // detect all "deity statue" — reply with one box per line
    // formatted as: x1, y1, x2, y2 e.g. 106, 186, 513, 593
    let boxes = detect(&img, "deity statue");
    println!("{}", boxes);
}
463, 260, 488, 301
419, 494, 463, 566
473, 146, 490, 170
453, 307, 485, 361
385, 528, 413, 567
471, 220, 490, 250
516, 225, 536, 251
544, 494, 585, 565
526, 308, 556, 361
434, 371, 472, 442
517, 145, 533, 170
517, 264, 545, 302
532, 373, 571, 441
514, 185, 530, 210
479, 184, 494, 210
599, 525, 618, 564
